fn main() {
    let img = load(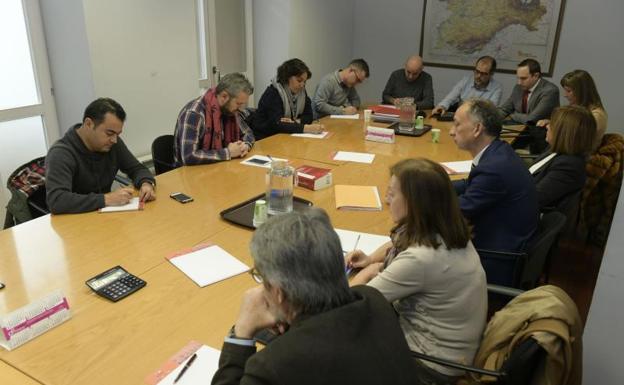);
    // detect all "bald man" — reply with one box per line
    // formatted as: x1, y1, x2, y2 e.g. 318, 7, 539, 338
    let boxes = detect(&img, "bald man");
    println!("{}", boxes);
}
381, 55, 434, 109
